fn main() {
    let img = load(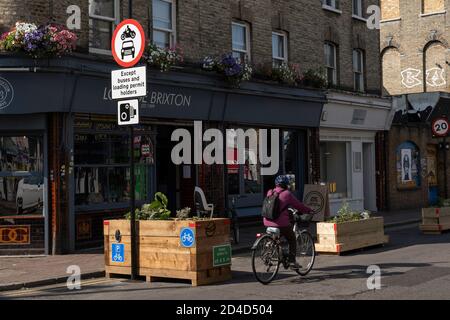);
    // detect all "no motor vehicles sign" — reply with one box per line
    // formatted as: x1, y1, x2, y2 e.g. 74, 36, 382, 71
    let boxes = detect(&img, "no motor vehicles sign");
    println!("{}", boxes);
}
111, 19, 145, 68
